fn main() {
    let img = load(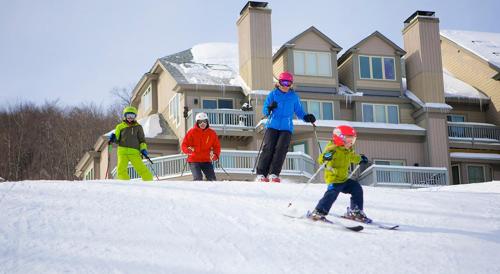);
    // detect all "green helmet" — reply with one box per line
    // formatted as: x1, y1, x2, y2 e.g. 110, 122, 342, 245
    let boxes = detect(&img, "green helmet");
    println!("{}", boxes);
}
122, 106, 138, 117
